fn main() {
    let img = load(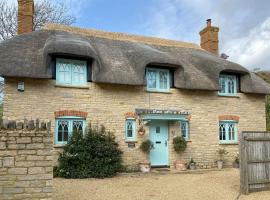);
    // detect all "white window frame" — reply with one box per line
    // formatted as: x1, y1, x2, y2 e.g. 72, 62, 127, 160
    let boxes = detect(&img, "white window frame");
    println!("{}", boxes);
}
180, 121, 189, 140
218, 74, 238, 96
146, 68, 170, 92
55, 116, 86, 145
125, 118, 136, 141
219, 121, 238, 144
56, 58, 87, 86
